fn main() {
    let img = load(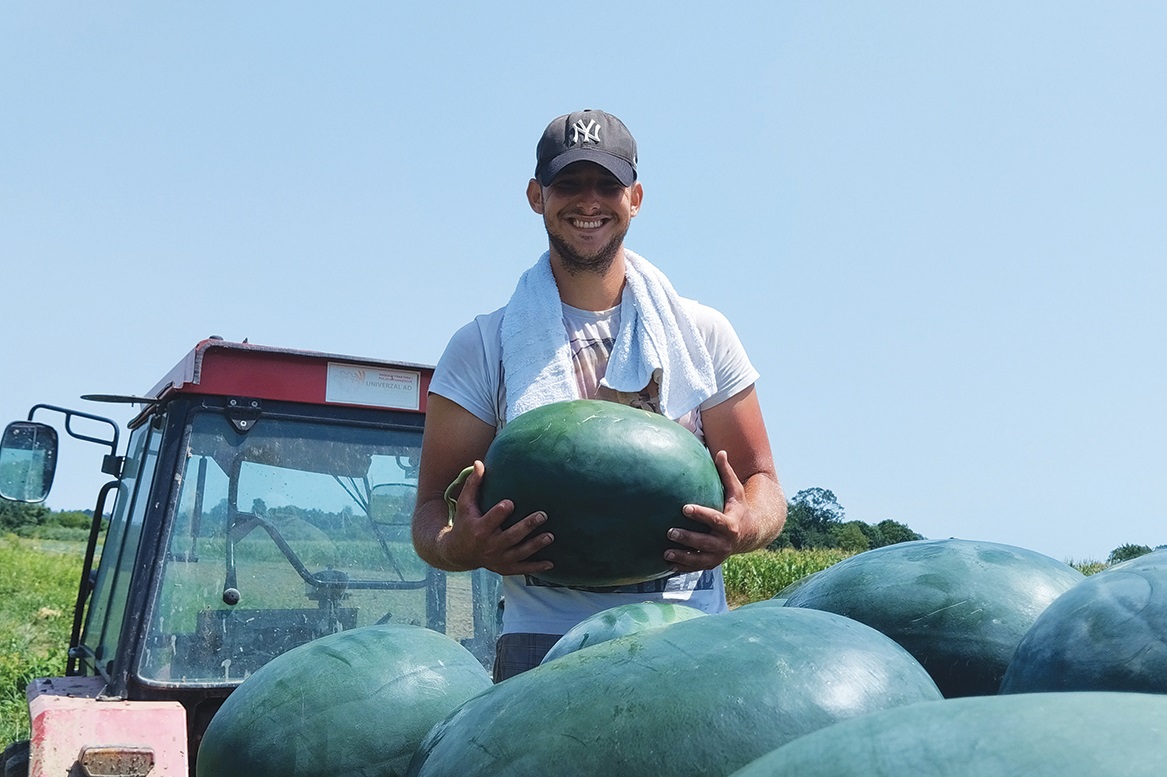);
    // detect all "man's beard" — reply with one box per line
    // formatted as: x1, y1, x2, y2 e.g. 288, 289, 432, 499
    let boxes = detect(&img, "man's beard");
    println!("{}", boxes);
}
545, 218, 628, 277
